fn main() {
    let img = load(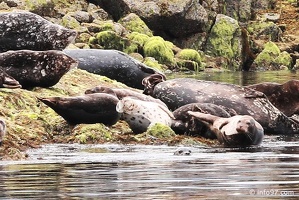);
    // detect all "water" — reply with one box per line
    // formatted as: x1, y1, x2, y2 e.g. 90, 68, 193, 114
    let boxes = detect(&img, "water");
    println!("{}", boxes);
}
1, 71, 299, 199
